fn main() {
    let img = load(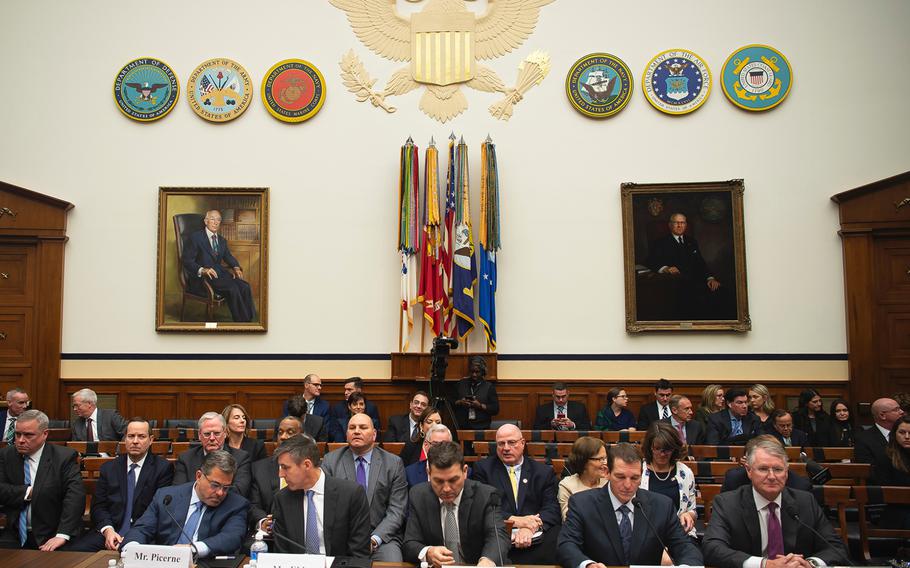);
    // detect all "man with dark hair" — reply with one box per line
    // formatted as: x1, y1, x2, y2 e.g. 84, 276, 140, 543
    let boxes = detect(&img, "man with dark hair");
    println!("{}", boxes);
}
472, 424, 560, 564
172, 412, 251, 497
385, 391, 430, 442
249, 416, 304, 533
1, 388, 30, 443
637, 379, 674, 431
282, 374, 330, 421
122, 450, 249, 558
404, 441, 510, 566
707, 388, 760, 445
533, 383, 591, 431
286, 397, 328, 441
662, 394, 705, 446
269, 434, 371, 556
70, 388, 128, 442
454, 356, 500, 430
558, 442, 702, 567
769, 410, 808, 449
0, 410, 85, 550
329, 377, 381, 440
704, 438, 849, 567
71, 418, 174, 552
